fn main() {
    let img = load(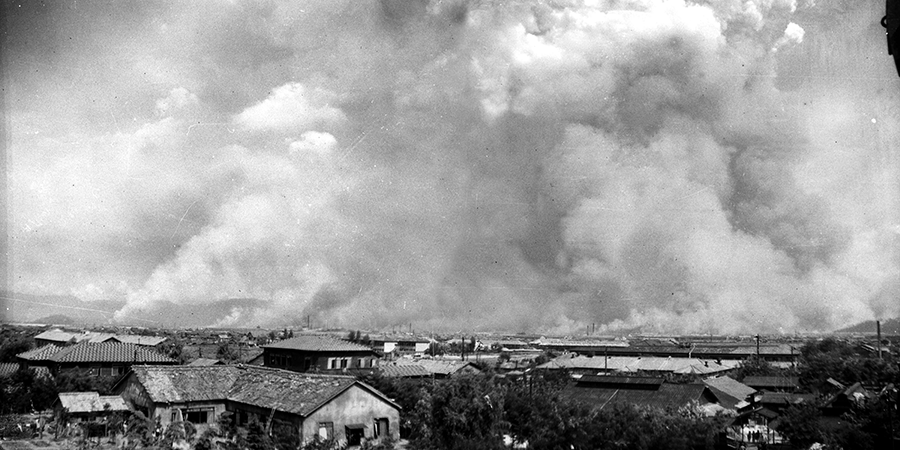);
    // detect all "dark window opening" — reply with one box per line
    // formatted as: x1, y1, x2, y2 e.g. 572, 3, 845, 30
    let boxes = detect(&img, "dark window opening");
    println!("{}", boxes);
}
185, 410, 210, 424
346, 425, 365, 446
